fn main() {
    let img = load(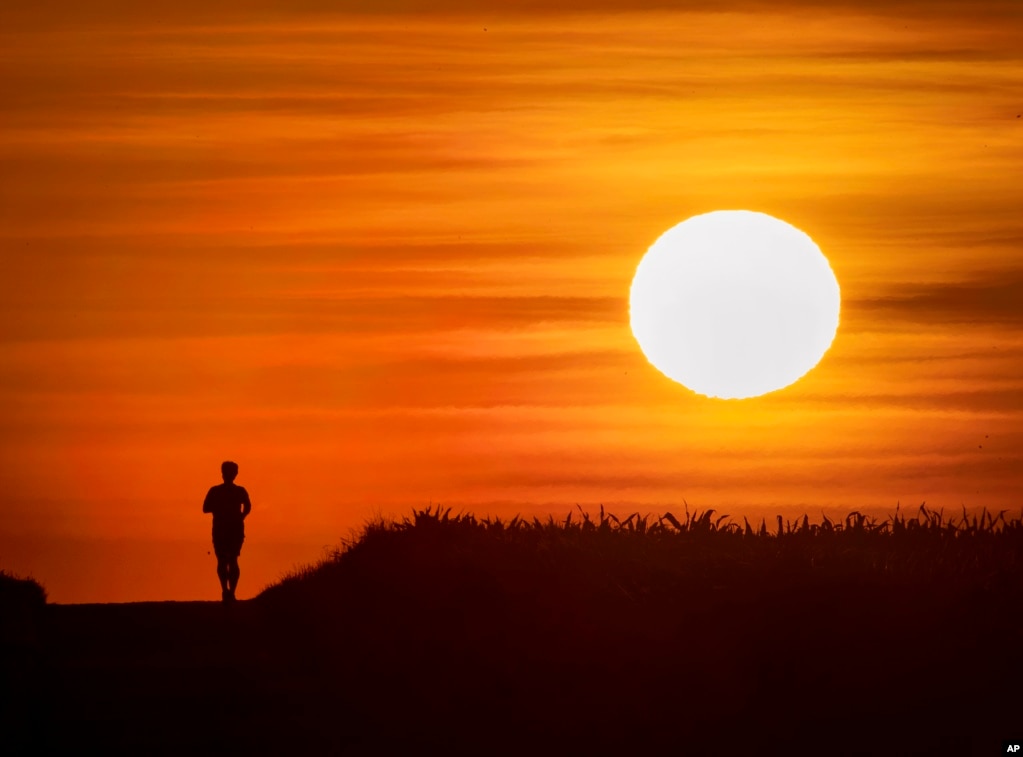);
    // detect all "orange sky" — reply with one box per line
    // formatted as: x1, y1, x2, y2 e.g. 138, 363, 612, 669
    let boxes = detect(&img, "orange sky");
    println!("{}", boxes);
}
2, 3, 1021, 602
